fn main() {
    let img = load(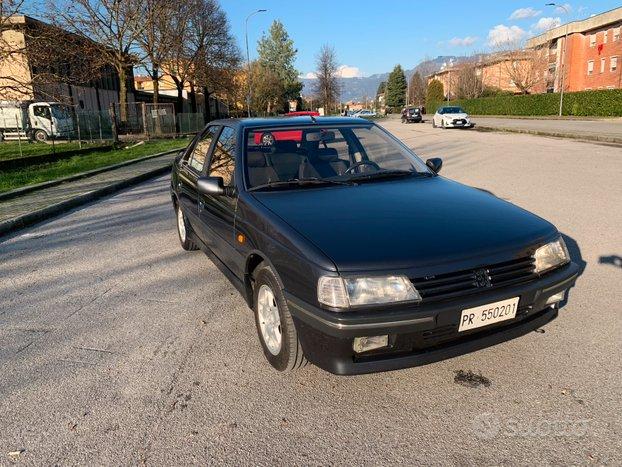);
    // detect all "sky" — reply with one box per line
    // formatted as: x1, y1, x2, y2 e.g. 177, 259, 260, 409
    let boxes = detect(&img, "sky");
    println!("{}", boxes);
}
222, 0, 622, 78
